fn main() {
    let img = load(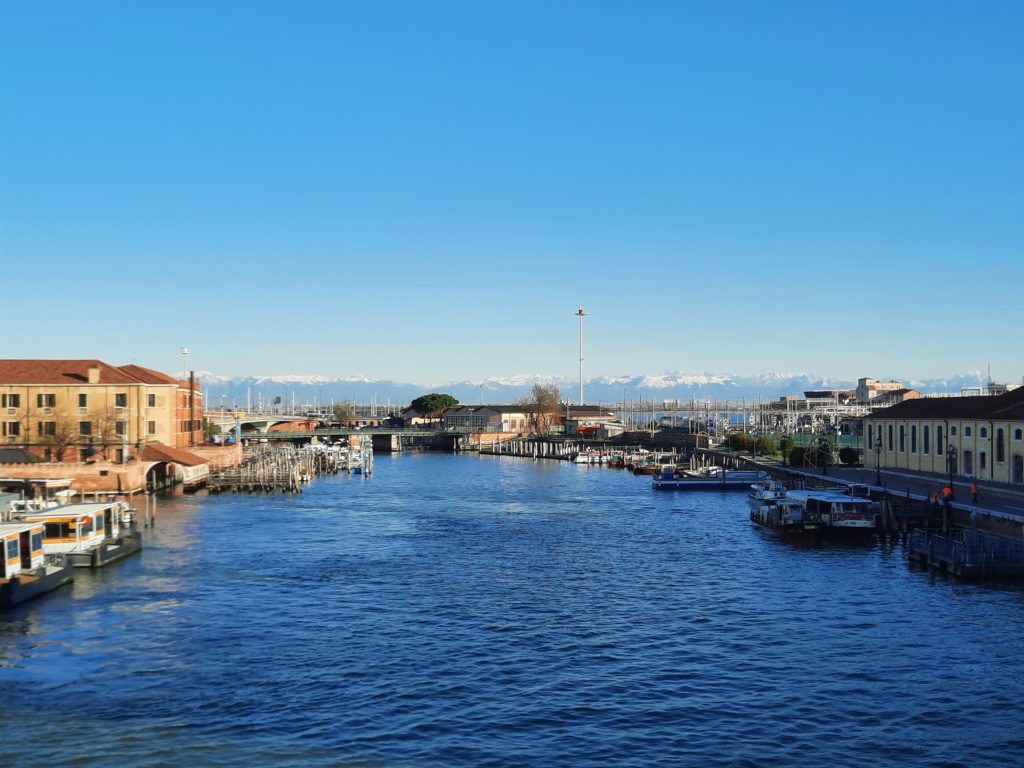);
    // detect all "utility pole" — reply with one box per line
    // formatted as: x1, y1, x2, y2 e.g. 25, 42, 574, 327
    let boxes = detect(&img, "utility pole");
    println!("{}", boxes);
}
575, 306, 587, 406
